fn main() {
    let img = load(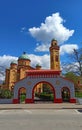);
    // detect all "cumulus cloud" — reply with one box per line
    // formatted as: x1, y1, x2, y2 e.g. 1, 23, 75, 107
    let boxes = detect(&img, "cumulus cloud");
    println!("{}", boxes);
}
0, 55, 18, 83
0, 54, 50, 82
35, 43, 49, 52
60, 44, 79, 55
0, 54, 50, 71
0, 55, 18, 68
20, 27, 27, 32
29, 12, 74, 52
0, 73, 5, 83
29, 54, 50, 69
